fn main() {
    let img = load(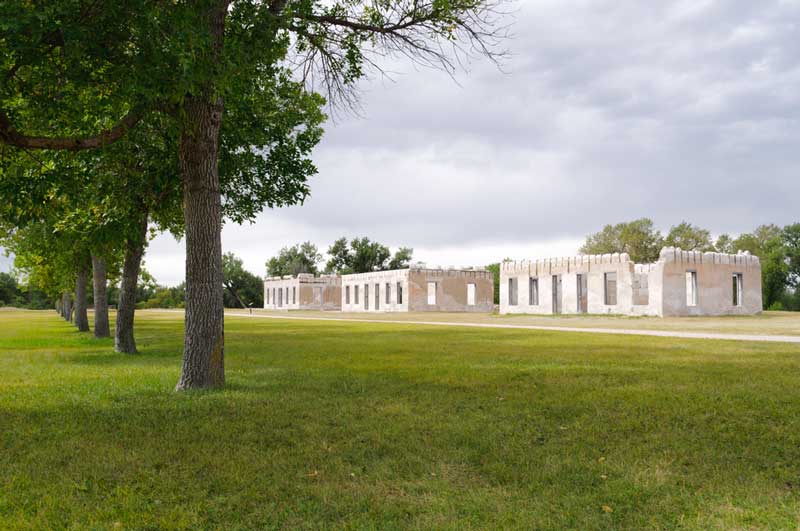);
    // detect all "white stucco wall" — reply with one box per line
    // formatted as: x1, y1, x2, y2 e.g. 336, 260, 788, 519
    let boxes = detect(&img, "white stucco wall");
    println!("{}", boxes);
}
341, 269, 410, 312
500, 253, 653, 316
263, 276, 299, 310
340, 266, 494, 313
500, 248, 762, 317
264, 274, 341, 311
